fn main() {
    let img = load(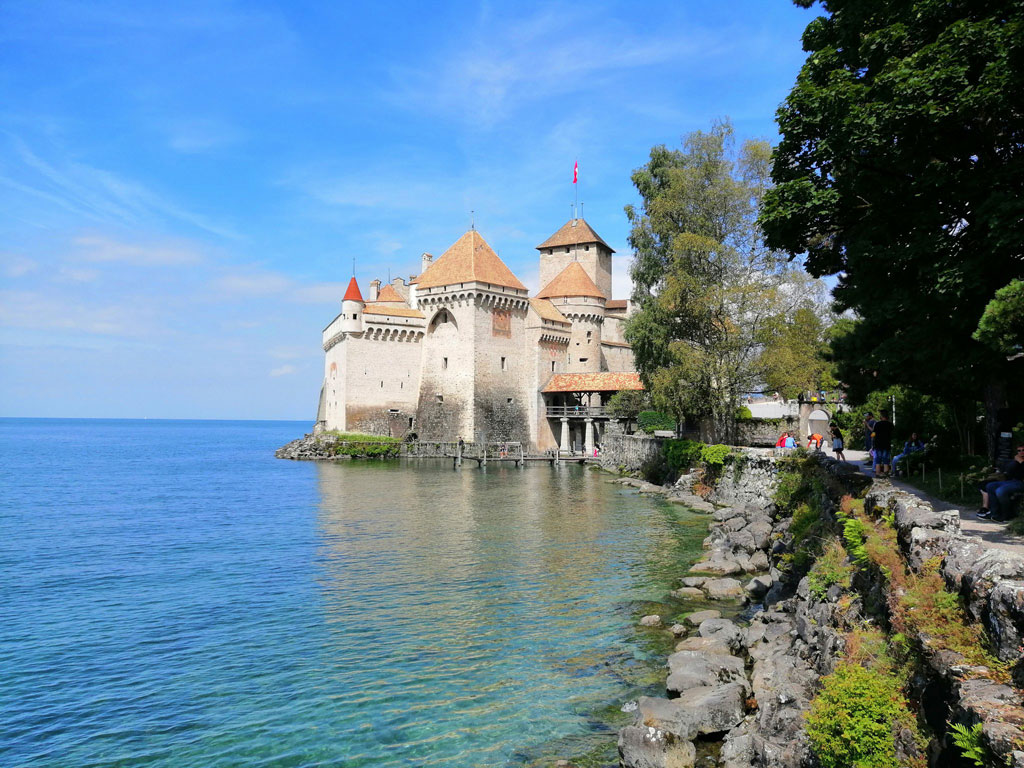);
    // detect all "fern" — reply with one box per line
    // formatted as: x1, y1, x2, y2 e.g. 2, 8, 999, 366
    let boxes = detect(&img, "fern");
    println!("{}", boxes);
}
949, 722, 986, 767
842, 517, 870, 566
